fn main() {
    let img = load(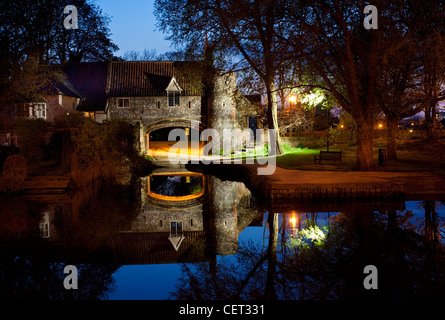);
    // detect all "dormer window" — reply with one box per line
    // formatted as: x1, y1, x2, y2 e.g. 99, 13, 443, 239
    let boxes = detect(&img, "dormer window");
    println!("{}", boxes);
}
165, 77, 182, 108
